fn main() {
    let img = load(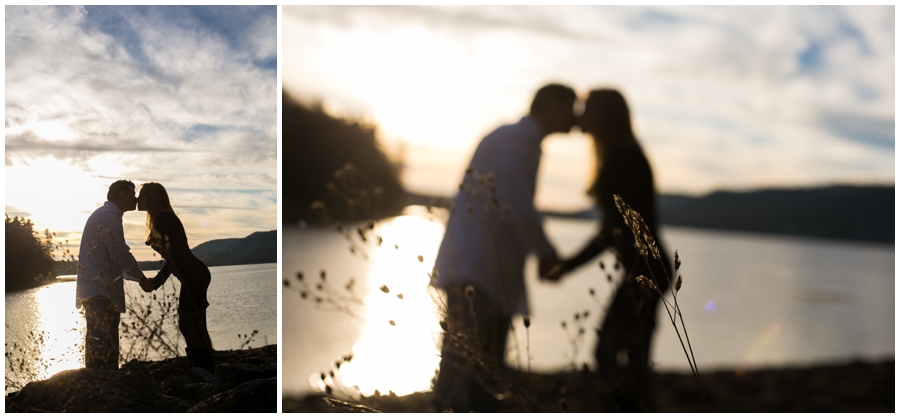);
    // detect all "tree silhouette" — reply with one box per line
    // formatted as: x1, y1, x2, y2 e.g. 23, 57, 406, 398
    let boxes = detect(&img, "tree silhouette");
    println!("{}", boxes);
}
5, 215, 57, 292
282, 90, 406, 225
